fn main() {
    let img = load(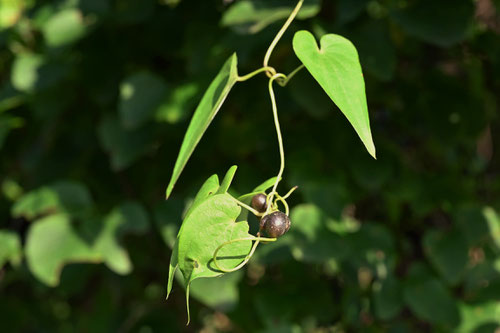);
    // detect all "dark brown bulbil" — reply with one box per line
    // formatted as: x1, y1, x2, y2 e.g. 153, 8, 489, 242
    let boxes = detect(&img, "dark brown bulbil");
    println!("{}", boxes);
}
251, 193, 268, 213
260, 211, 291, 238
